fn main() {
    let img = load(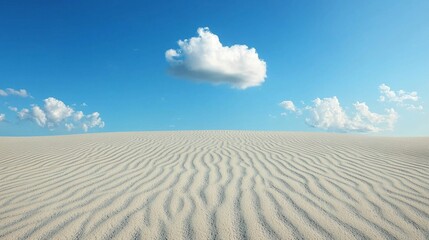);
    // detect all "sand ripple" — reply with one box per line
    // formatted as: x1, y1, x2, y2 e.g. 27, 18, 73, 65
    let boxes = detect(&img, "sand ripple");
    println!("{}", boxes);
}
0, 131, 428, 239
